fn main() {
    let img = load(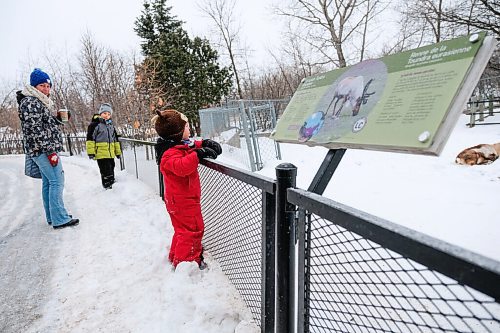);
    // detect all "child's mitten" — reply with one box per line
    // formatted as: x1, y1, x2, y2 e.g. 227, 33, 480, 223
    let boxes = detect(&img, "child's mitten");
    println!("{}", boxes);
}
195, 147, 218, 160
